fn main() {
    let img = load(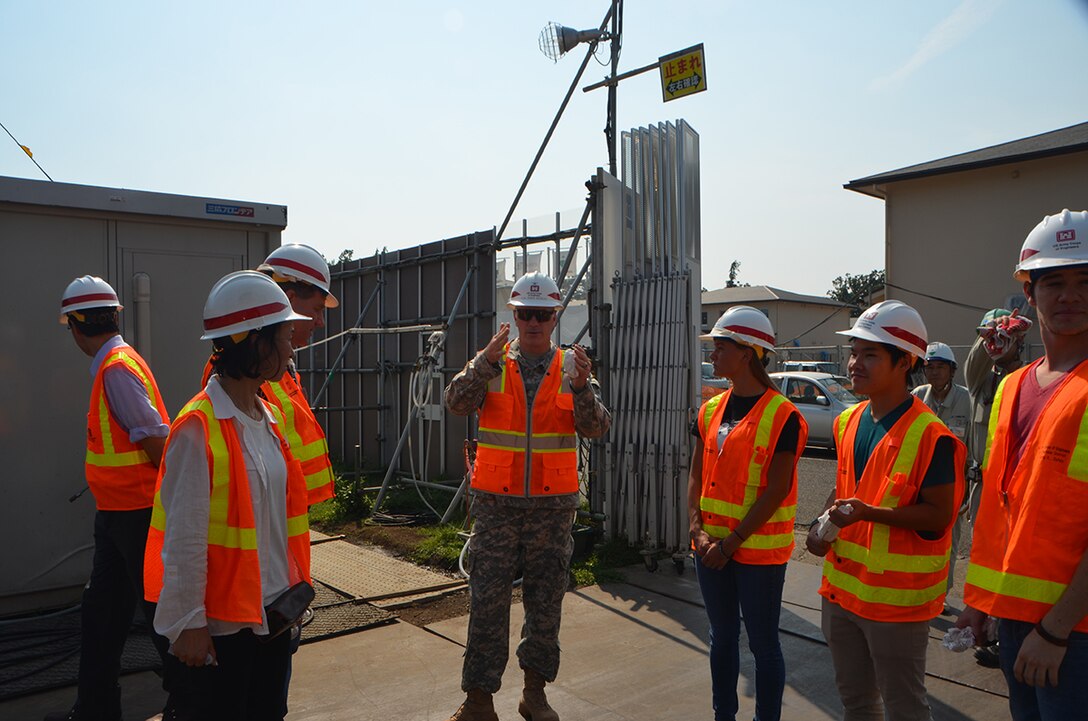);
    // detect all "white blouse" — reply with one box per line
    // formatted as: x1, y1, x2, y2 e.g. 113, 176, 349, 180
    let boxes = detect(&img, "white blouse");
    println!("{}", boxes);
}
153, 375, 291, 645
